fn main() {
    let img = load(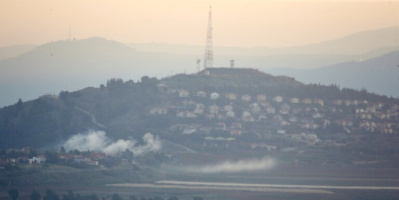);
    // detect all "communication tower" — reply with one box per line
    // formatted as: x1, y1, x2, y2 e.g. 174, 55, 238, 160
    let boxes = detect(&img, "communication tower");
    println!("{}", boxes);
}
204, 6, 213, 69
